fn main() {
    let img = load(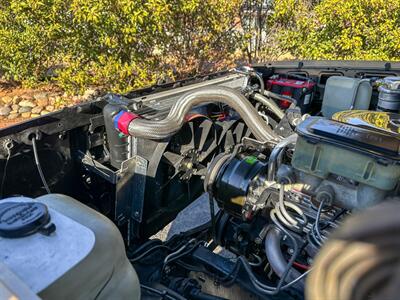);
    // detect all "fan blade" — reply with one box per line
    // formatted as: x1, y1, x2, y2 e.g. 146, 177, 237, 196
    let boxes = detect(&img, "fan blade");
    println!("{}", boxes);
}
217, 120, 236, 145
224, 130, 235, 148
188, 121, 195, 149
234, 122, 245, 144
180, 121, 196, 154
162, 151, 183, 167
244, 126, 252, 138
197, 120, 213, 152
198, 141, 217, 163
